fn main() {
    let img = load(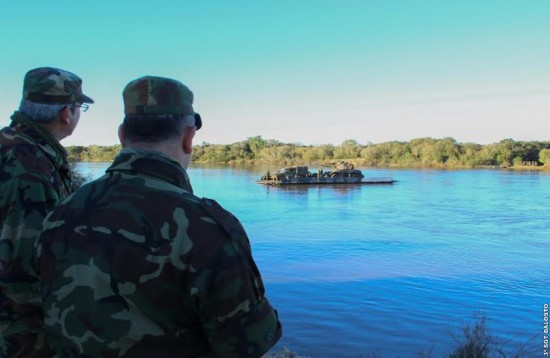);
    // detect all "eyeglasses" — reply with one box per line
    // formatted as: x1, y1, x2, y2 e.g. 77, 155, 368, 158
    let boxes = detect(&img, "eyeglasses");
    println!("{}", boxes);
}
194, 113, 202, 130
74, 103, 89, 112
